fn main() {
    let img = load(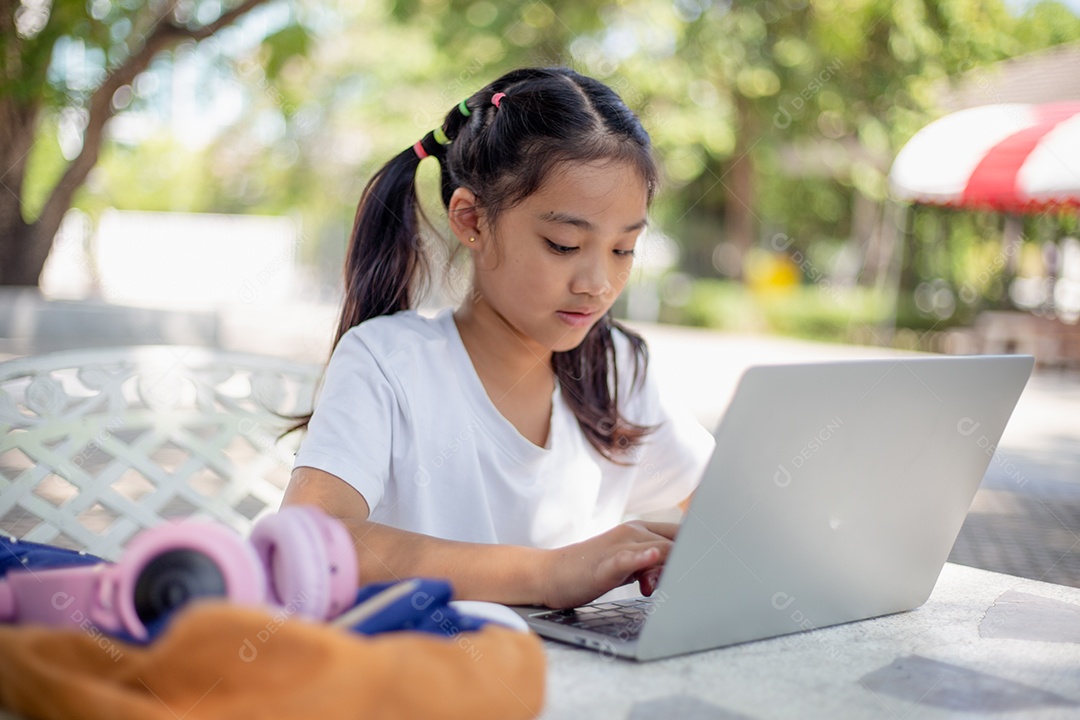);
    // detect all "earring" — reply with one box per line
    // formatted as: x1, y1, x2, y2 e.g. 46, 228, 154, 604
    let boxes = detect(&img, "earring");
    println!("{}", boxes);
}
468, 237, 476, 243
